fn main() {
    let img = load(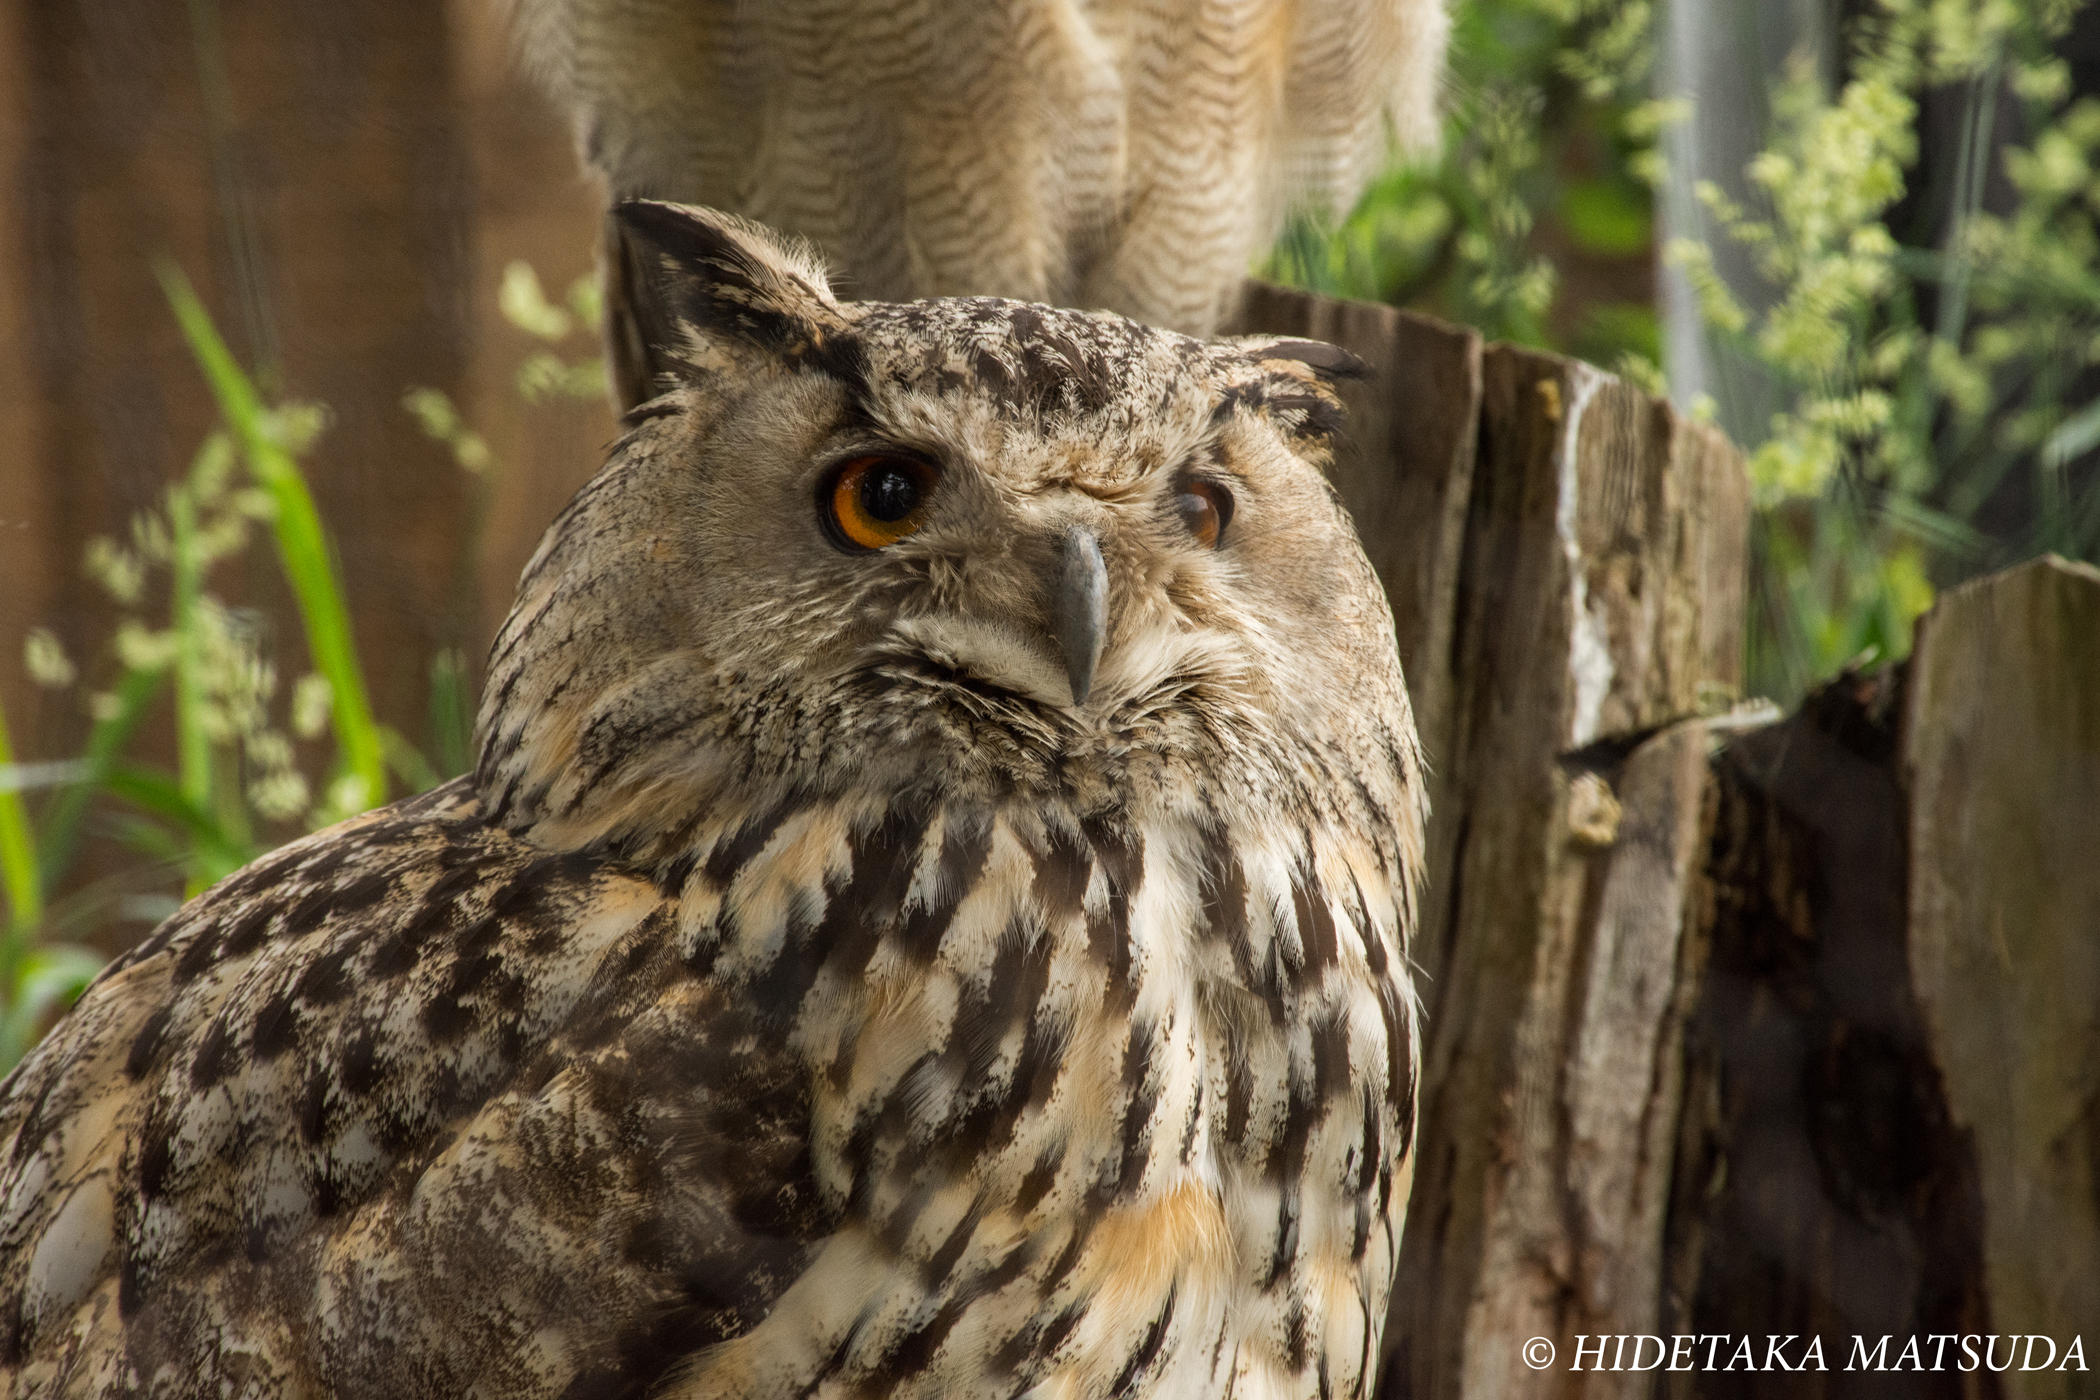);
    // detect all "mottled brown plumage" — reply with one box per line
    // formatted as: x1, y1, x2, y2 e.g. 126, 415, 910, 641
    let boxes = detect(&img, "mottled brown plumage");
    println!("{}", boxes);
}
0, 203, 1425, 1399
509, 0, 1451, 405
